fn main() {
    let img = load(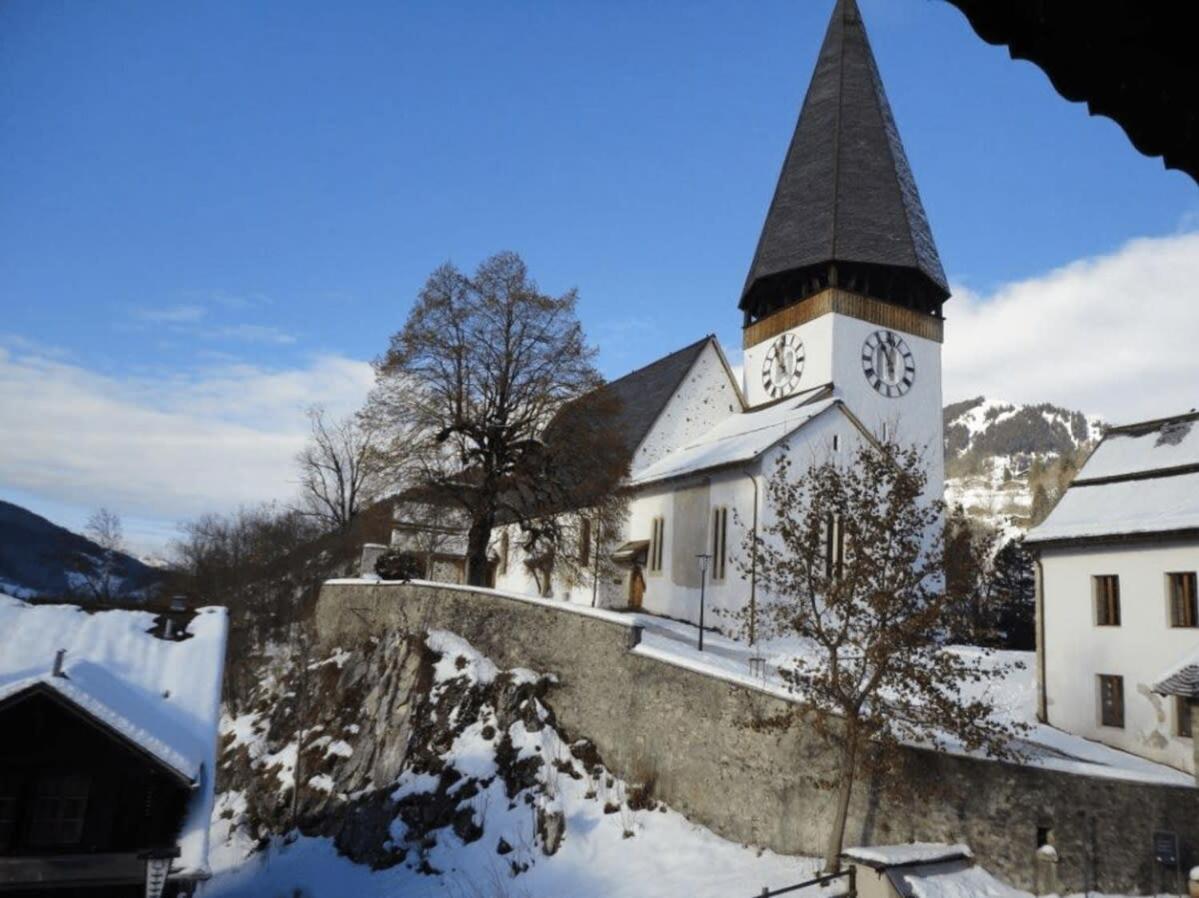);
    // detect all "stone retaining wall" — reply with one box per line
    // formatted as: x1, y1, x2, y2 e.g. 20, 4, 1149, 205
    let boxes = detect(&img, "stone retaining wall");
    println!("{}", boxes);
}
316, 580, 1199, 894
